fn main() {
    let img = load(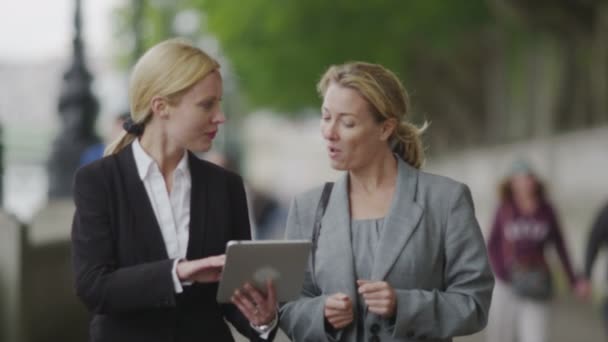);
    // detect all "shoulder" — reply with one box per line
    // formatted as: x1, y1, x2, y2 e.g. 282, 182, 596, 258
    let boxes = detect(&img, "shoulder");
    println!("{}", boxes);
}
74, 155, 117, 189
285, 184, 329, 237
291, 184, 328, 212
72, 155, 122, 206
410, 168, 479, 226
416, 169, 469, 201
